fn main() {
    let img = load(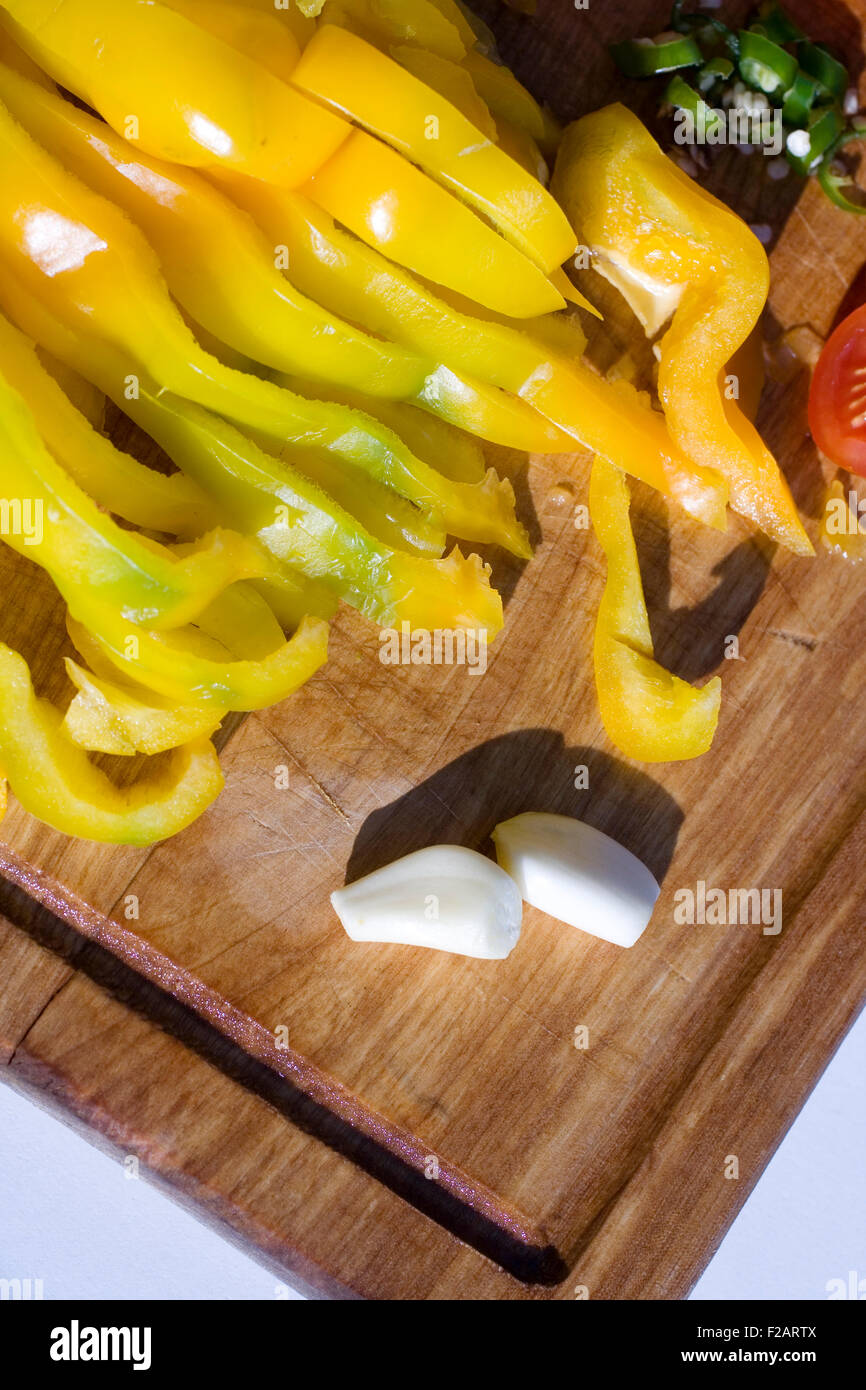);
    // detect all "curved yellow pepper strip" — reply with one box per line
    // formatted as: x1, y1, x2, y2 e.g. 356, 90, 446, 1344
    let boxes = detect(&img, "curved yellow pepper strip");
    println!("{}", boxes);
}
291, 24, 576, 274
229, 183, 728, 527
554, 105, 812, 557
305, 128, 565, 318
0, 55, 423, 400
253, 577, 337, 632
63, 657, 225, 757
493, 115, 548, 182
383, 45, 596, 316
0, 268, 447, 564
390, 44, 498, 139
0, 369, 275, 630
590, 456, 721, 763
1, 2, 564, 318
548, 266, 602, 320
231, 0, 316, 48
278, 379, 487, 484
0, 61, 567, 452
0, 642, 224, 845
0, 26, 55, 90
460, 49, 562, 157
323, 0, 473, 59
0, 106, 527, 558
0, 309, 217, 537
122, 387, 504, 636
63, 598, 330, 711
160, 0, 303, 84
0, 0, 351, 184
273, 441, 447, 558
226, 180, 569, 399
36, 351, 104, 430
